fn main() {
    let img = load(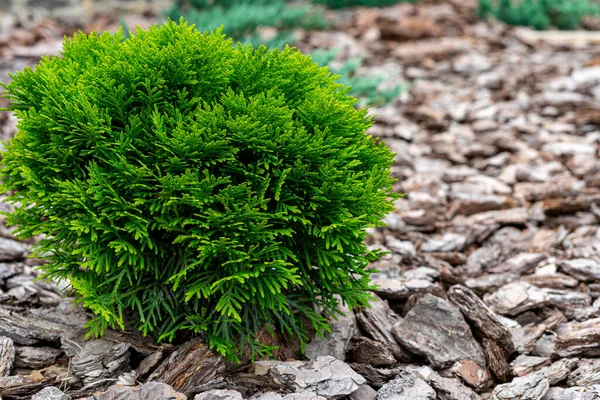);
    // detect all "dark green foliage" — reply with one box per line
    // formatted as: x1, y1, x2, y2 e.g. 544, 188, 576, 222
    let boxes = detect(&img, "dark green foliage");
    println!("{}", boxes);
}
167, 0, 328, 43
0, 20, 398, 361
316, 0, 416, 9
311, 48, 408, 107
477, 0, 600, 30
